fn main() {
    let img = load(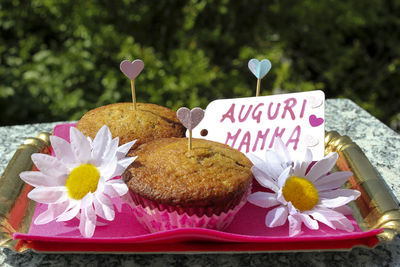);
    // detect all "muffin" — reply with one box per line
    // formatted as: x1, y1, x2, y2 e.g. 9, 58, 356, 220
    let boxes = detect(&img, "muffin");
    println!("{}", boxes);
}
76, 102, 186, 150
123, 137, 253, 232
